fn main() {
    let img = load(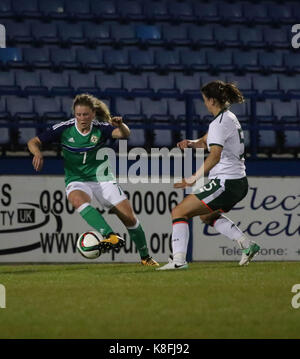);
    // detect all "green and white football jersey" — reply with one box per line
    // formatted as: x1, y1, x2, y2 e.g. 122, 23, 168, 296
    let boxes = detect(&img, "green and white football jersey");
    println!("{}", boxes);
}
38, 118, 116, 185
207, 109, 246, 180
